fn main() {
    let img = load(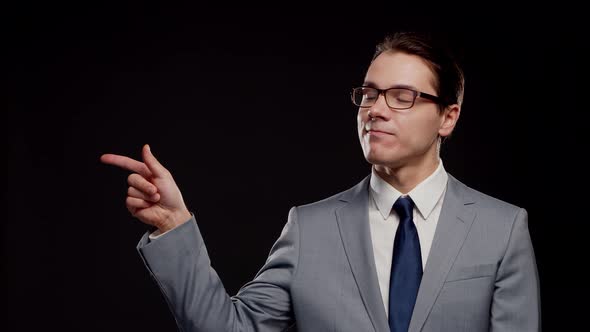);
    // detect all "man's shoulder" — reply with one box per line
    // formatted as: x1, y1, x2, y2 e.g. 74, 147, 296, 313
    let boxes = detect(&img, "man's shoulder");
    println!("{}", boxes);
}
449, 174, 524, 215
295, 175, 370, 214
